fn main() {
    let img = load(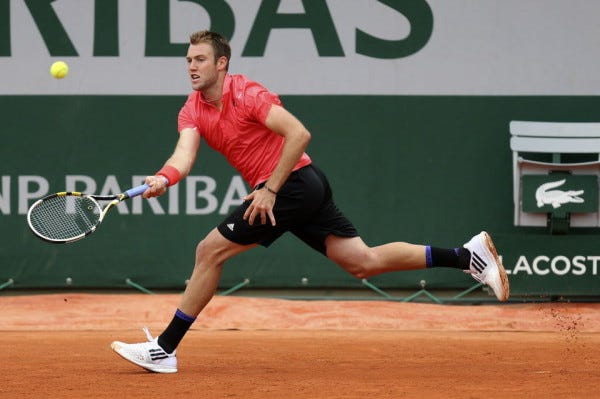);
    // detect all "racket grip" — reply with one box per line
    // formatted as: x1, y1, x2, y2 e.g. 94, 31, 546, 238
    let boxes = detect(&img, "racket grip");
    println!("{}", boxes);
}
125, 184, 150, 198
